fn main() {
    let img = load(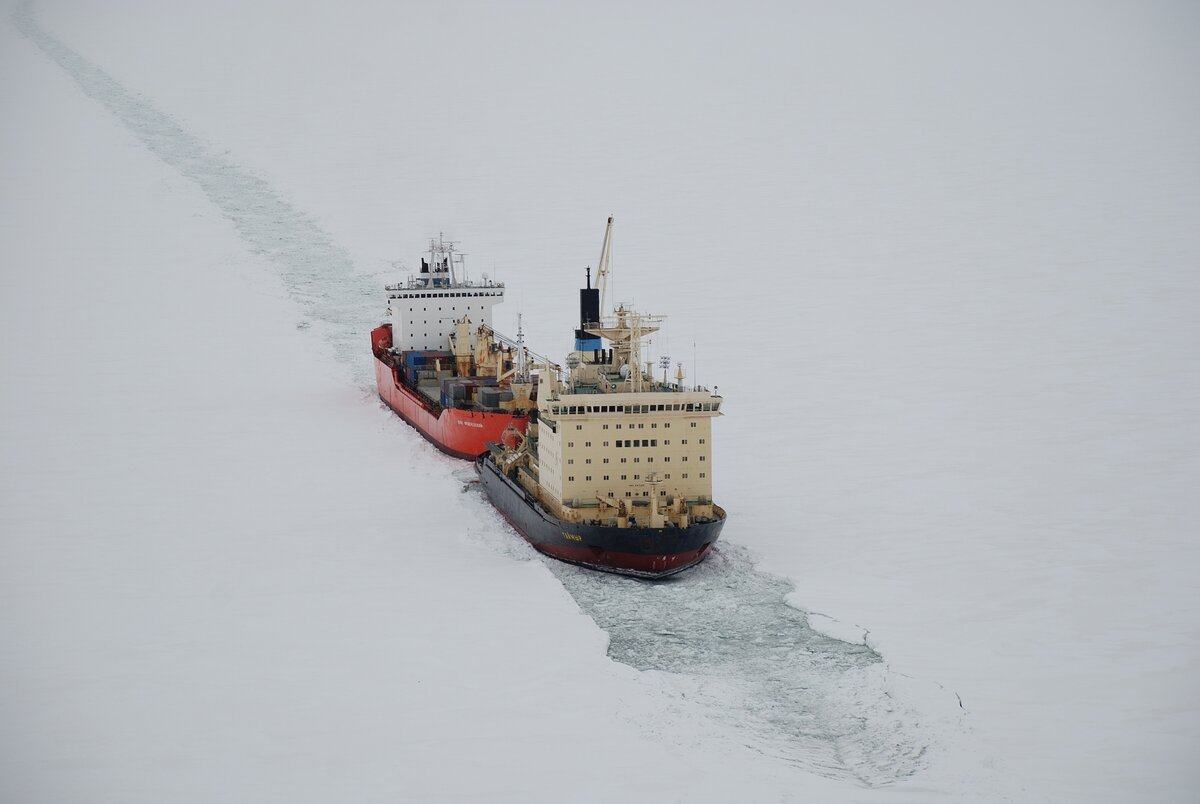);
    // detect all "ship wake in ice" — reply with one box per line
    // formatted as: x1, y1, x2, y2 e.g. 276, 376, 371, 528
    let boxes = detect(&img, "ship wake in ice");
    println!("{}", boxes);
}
13, 1, 378, 381
16, 2, 946, 786
551, 546, 929, 783
465, 490, 940, 786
